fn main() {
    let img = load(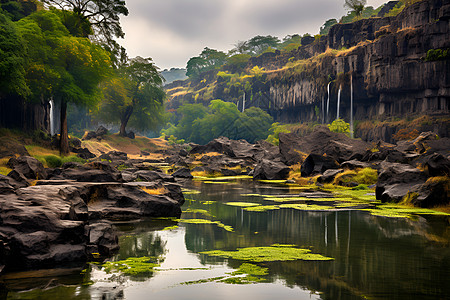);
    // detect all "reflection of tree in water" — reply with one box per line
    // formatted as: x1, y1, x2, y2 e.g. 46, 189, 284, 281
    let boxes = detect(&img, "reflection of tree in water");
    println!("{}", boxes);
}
117, 232, 167, 260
